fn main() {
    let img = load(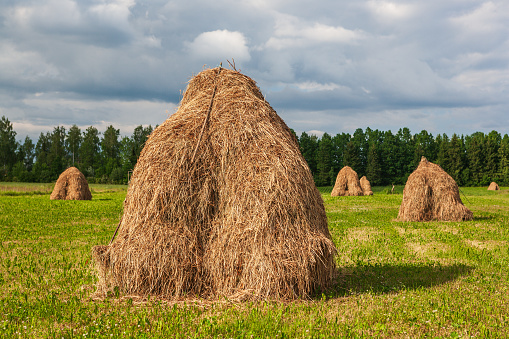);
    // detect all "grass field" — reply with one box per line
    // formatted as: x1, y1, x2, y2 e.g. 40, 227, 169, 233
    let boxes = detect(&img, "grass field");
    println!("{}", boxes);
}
1, 182, 508, 338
